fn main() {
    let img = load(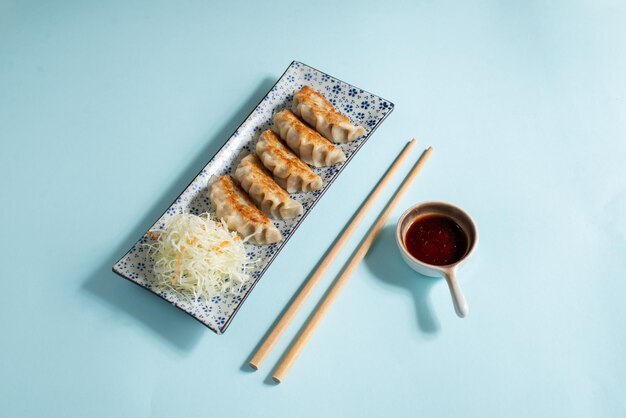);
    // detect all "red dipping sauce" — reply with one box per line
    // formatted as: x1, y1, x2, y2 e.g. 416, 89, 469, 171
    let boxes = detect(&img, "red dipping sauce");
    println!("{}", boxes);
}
404, 214, 468, 266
